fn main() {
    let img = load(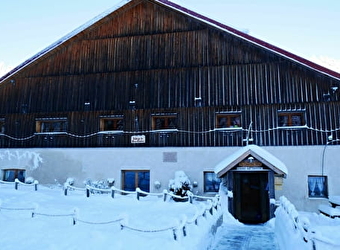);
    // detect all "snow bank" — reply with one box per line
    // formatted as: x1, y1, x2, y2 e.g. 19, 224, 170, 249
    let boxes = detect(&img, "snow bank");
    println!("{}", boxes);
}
275, 196, 340, 250
0, 182, 222, 250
